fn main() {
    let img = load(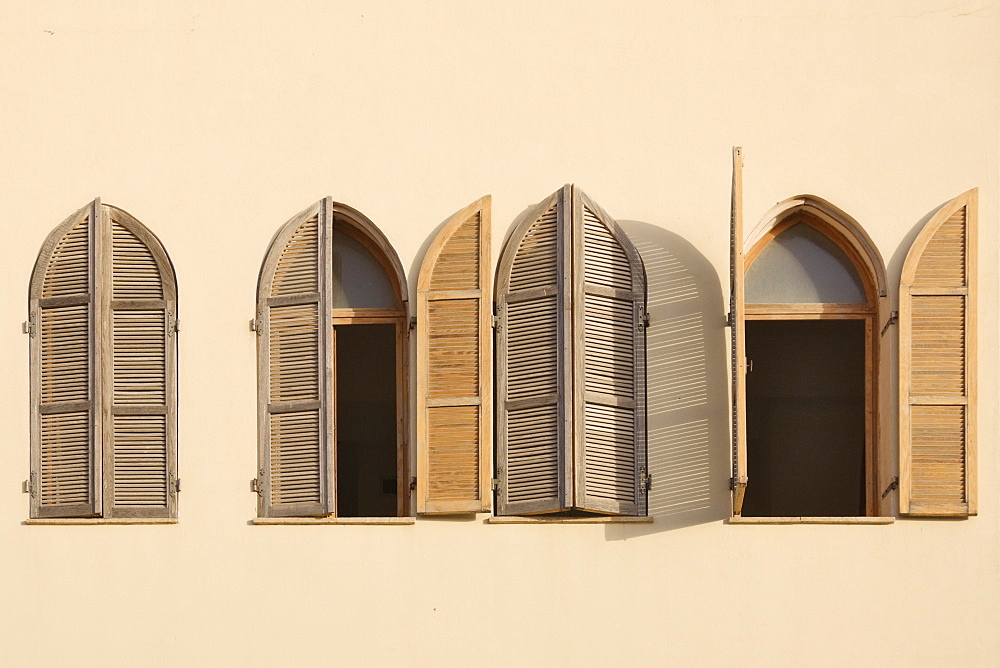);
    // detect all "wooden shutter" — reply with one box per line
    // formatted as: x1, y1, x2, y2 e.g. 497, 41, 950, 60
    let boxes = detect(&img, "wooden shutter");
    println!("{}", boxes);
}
730, 147, 748, 515
257, 199, 334, 517
103, 207, 178, 518
496, 188, 571, 515
417, 196, 492, 514
572, 188, 647, 515
899, 189, 977, 516
29, 201, 101, 518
